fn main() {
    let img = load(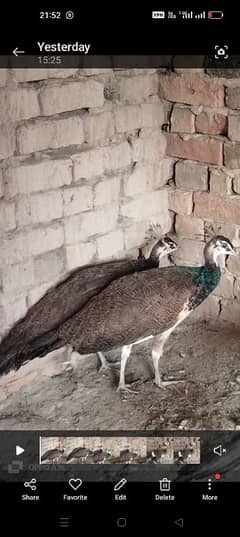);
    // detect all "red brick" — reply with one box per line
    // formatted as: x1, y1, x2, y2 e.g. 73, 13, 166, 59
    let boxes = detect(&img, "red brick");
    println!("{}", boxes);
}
228, 113, 240, 142
213, 272, 234, 299
174, 238, 204, 266
219, 299, 240, 324
175, 160, 208, 191
159, 75, 224, 107
168, 190, 193, 215
194, 192, 240, 224
196, 111, 227, 135
175, 214, 204, 239
205, 222, 238, 244
228, 256, 240, 276
233, 174, 240, 193
171, 106, 195, 133
210, 170, 232, 195
226, 87, 240, 110
224, 143, 240, 169
166, 134, 223, 165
